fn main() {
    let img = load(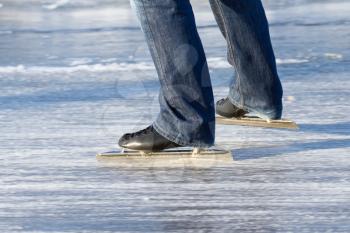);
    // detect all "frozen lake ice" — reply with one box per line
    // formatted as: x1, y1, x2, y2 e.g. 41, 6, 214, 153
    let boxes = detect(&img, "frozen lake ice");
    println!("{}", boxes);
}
0, 0, 349, 232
